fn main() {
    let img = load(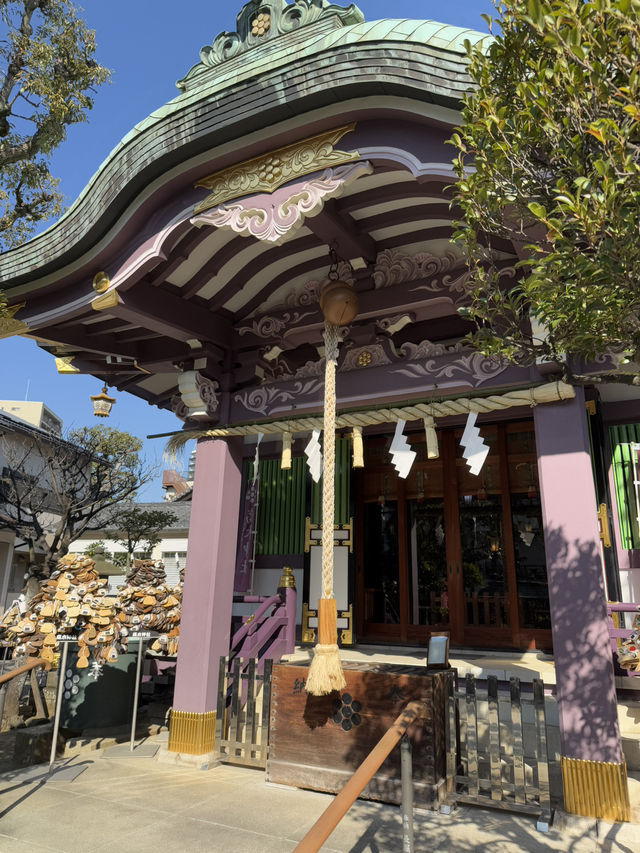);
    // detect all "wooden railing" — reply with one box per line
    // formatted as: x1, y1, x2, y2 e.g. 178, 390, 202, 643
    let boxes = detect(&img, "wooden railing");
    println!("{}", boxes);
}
230, 584, 296, 667
0, 656, 50, 722
444, 674, 552, 830
214, 655, 272, 768
0, 656, 49, 686
292, 700, 427, 853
